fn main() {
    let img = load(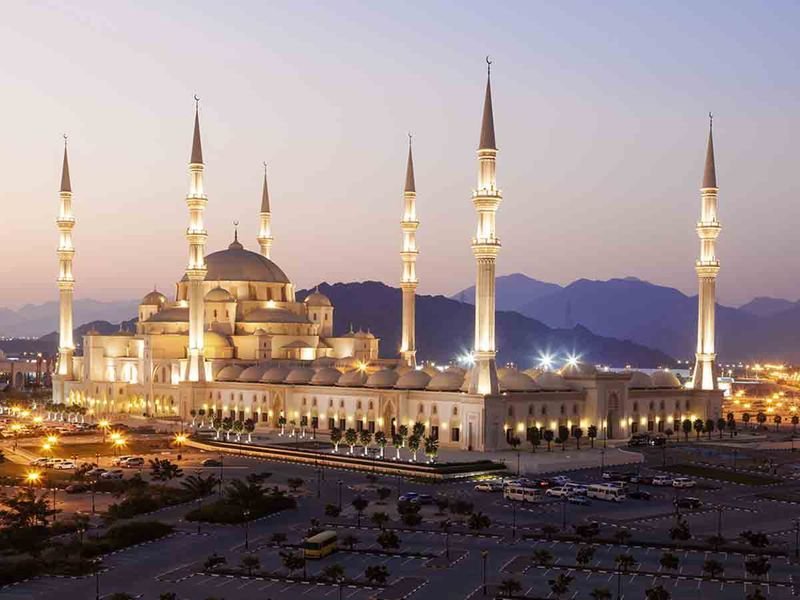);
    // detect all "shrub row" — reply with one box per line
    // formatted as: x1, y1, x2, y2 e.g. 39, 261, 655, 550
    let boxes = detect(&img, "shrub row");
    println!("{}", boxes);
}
185, 495, 296, 524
